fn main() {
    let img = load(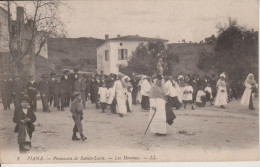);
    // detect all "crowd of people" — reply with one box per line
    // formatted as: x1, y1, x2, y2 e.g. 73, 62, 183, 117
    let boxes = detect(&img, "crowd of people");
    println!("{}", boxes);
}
0, 66, 258, 153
